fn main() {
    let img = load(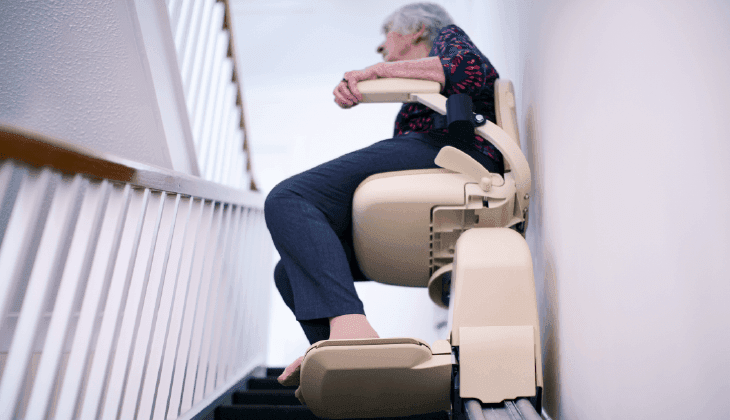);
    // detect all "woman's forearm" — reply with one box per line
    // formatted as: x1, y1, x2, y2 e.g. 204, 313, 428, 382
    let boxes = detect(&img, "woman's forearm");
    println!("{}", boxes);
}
374, 56, 445, 87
